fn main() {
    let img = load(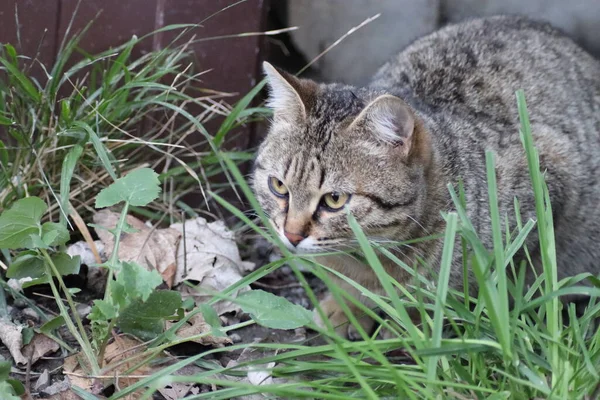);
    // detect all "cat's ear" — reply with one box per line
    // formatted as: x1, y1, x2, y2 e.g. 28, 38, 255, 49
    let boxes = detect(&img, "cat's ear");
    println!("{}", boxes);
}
262, 62, 317, 121
349, 94, 417, 158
